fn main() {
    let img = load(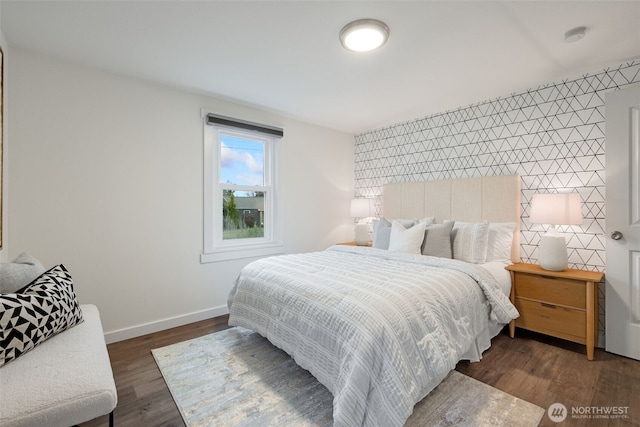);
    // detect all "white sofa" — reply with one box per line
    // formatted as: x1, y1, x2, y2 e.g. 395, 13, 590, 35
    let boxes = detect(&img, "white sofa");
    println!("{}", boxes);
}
0, 304, 117, 427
